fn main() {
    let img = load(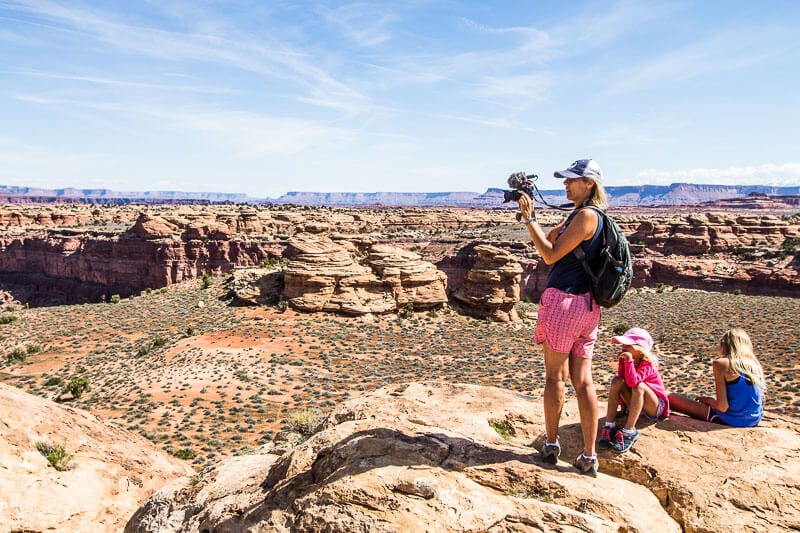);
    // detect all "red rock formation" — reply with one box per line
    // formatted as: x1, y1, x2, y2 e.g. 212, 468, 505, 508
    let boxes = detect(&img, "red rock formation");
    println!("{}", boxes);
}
451, 244, 523, 321
282, 233, 447, 315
